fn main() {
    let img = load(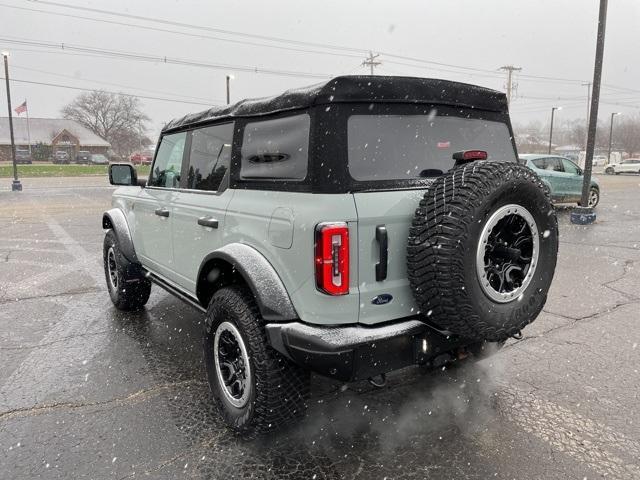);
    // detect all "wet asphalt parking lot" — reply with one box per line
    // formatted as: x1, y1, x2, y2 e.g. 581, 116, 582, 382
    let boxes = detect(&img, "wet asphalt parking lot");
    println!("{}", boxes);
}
0, 174, 639, 480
